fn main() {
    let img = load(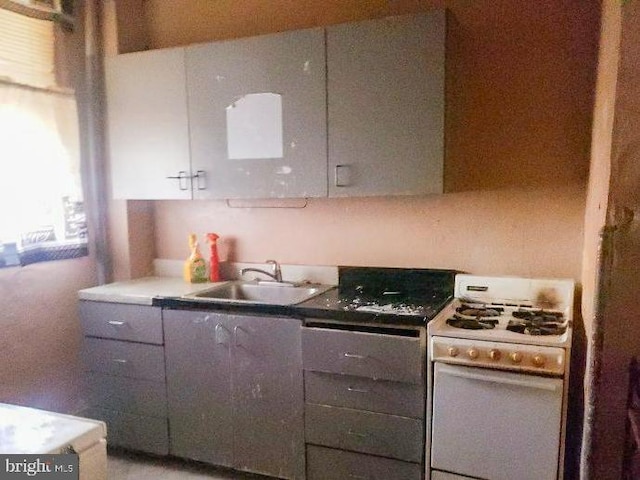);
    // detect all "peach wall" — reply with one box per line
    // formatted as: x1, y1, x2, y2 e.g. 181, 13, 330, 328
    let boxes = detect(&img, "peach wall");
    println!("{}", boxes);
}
141, 0, 599, 284
156, 185, 586, 280
0, 257, 97, 413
